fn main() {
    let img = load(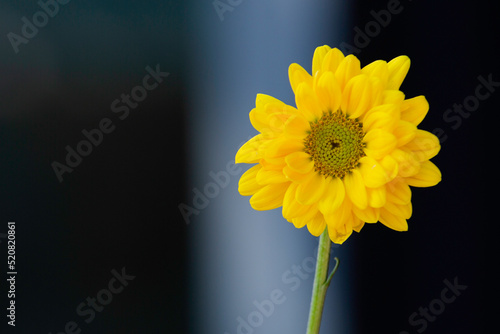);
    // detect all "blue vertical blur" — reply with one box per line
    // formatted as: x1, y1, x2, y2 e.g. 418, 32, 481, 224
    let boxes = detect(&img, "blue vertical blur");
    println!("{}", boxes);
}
185, 1, 353, 333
